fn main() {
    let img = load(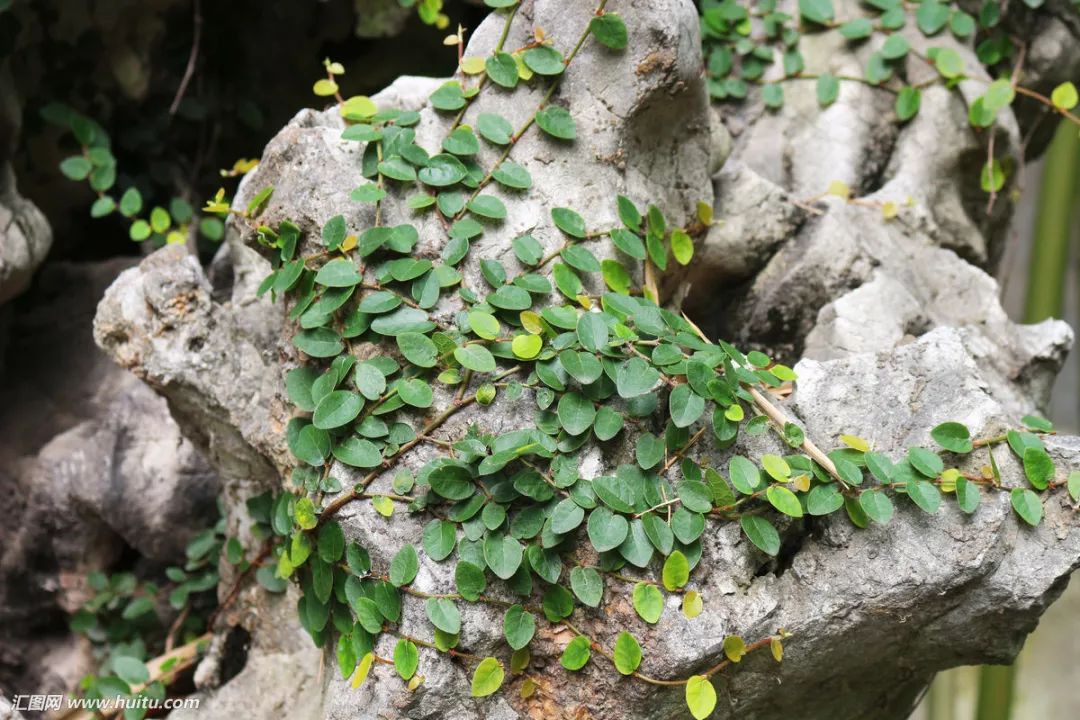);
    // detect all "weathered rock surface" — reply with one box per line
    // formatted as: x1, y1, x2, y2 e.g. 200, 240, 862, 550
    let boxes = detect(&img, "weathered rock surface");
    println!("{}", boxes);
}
0, 259, 220, 699
90, 0, 1080, 719
0, 64, 51, 306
